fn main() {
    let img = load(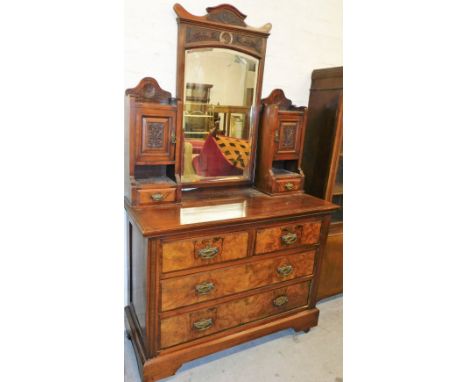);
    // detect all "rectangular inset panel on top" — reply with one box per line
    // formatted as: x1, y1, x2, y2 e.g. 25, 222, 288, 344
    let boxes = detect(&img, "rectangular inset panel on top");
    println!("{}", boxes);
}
161, 230, 249, 273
